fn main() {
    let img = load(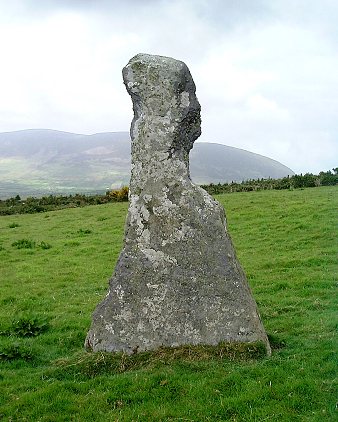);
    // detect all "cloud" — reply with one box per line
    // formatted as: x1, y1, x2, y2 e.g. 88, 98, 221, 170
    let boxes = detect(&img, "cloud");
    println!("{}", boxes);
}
245, 94, 290, 120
